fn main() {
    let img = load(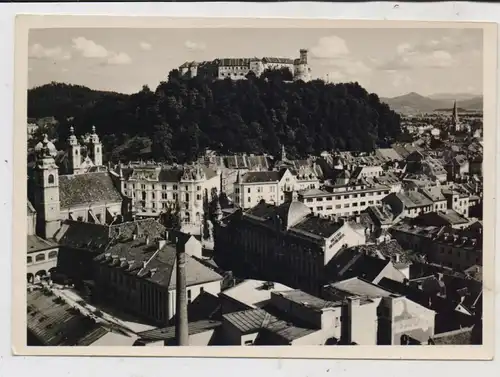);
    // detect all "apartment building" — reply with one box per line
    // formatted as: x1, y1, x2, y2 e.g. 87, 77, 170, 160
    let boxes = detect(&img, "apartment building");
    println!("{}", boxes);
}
382, 191, 434, 218
214, 200, 367, 295
233, 167, 319, 209
117, 163, 221, 227
389, 223, 482, 271
297, 182, 391, 219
